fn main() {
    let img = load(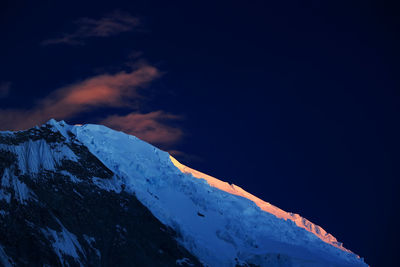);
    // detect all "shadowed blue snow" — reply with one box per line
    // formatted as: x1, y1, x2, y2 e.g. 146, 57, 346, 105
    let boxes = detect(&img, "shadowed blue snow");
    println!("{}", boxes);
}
0, 120, 367, 266
69, 121, 366, 266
